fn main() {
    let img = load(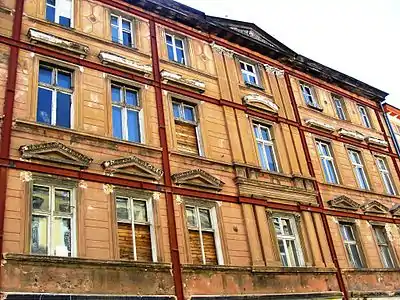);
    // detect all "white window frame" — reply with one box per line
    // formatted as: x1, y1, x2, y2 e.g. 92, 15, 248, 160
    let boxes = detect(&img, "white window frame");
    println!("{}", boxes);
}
240, 61, 259, 86
273, 215, 304, 267
185, 205, 224, 265
111, 83, 144, 143
165, 33, 186, 65
348, 149, 370, 190
30, 183, 76, 257
300, 82, 319, 108
116, 196, 157, 262
253, 123, 279, 172
358, 105, 372, 128
316, 140, 339, 184
46, 0, 74, 27
110, 14, 134, 47
340, 223, 364, 268
373, 225, 395, 268
333, 95, 346, 120
375, 157, 396, 195
38, 64, 74, 128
